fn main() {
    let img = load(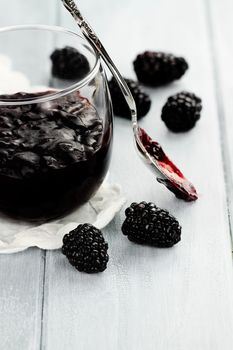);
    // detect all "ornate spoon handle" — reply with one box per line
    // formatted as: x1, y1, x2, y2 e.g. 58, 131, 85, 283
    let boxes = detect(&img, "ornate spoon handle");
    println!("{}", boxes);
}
61, 0, 137, 128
